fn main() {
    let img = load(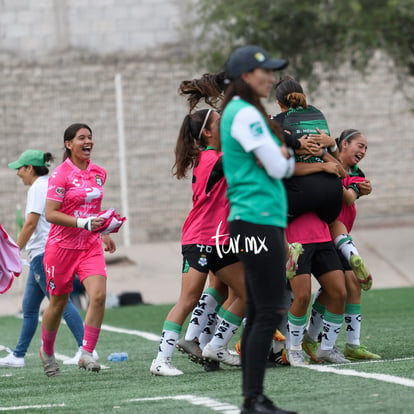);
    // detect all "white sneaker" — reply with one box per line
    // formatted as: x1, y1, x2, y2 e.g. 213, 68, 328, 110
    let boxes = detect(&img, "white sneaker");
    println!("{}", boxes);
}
287, 349, 308, 367
150, 358, 183, 376
202, 343, 241, 366
0, 353, 25, 367
316, 347, 349, 364
63, 347, 99, 365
